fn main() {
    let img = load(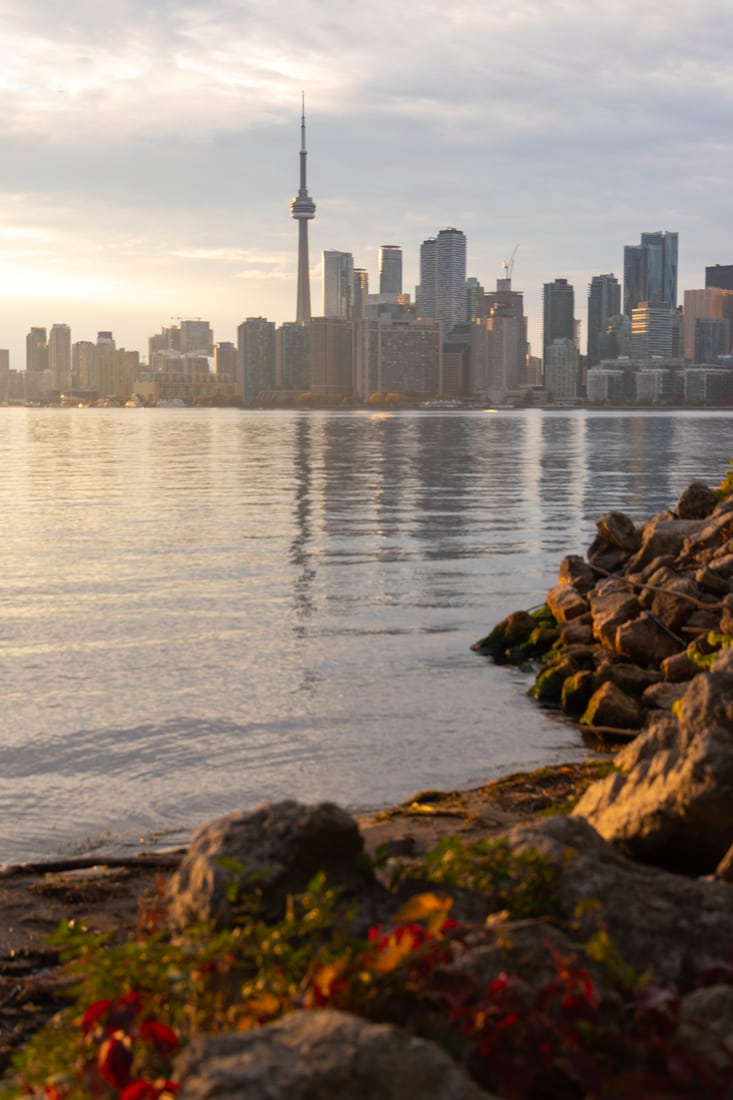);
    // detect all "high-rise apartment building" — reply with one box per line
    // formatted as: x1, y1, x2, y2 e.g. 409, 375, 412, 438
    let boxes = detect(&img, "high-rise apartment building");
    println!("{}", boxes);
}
378, 246, 402, 295
623, 231, 678, 315
475, 276, 528, 396
48, 323, 72, 392
354, 316, 442, 397
290, 99, 316, 324
353, 269, 369, 320
276, 323, 311, 392
682, 288, 733, 360
630, 302, 681, 359
309, 317, 354, 396
587, 274, 621, 366
322, 250, 354, 319
73, 341, 96, 392
542, 278, 575, 365
180, 320, 213, 355
418, 228, 467, 330
26, 327, 48, 373
237, 317, 276, 404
